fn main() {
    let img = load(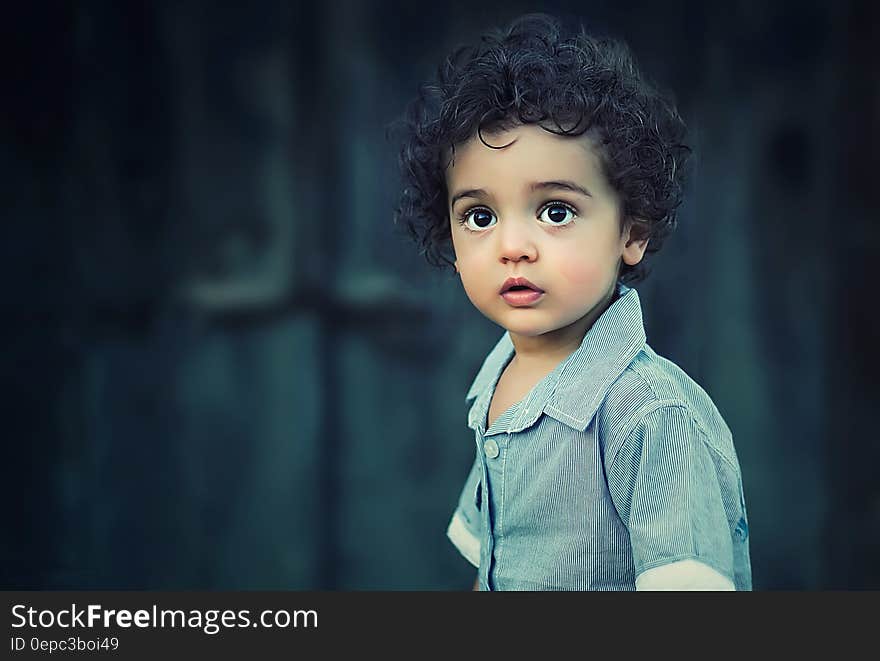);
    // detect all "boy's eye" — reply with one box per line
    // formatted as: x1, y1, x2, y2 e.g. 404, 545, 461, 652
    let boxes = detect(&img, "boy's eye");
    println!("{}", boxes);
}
457, 202, 577, 232
461, 208, 497, 231
538, 203, 577, 226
